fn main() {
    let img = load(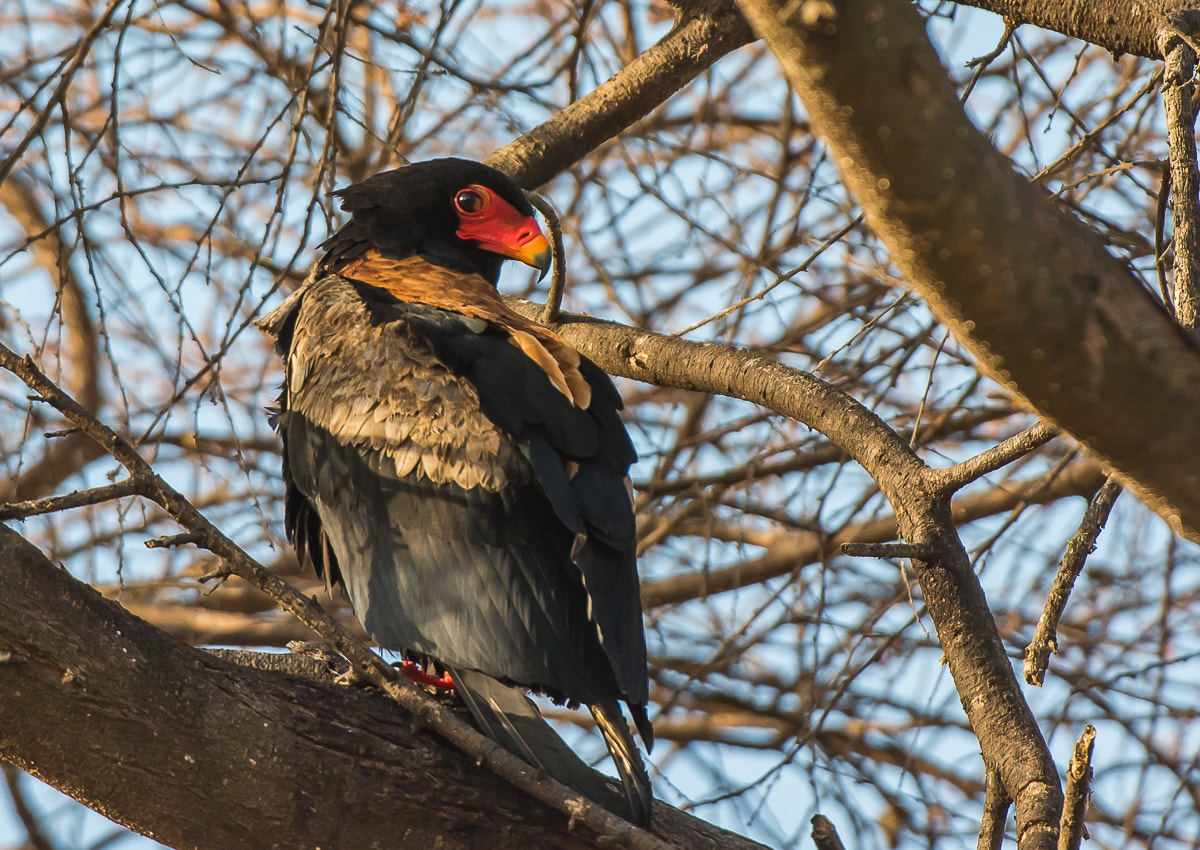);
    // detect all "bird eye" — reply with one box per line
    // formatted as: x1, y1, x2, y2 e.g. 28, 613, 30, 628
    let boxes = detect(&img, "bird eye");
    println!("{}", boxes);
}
455, 188, 487, 215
